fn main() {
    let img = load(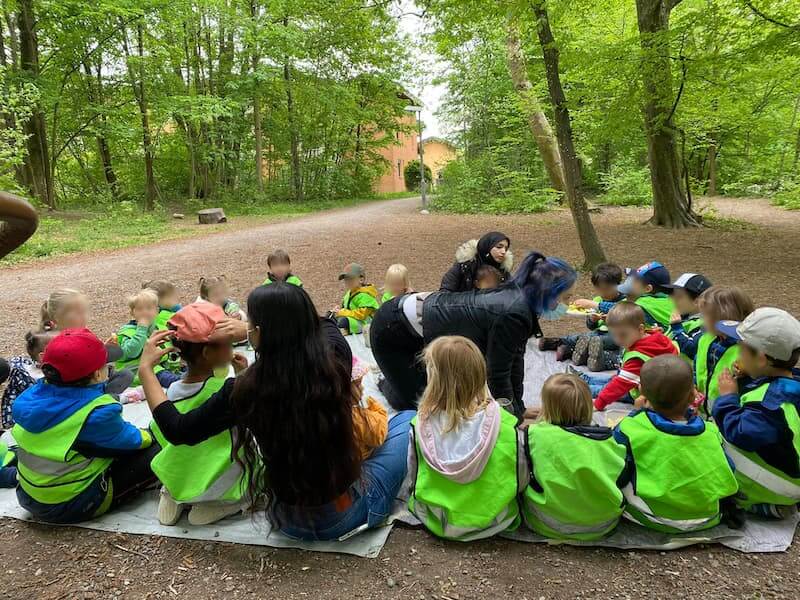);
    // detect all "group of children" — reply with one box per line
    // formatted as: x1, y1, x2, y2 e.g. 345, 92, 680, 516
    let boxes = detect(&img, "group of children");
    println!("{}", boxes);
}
1, 247, 799, 544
